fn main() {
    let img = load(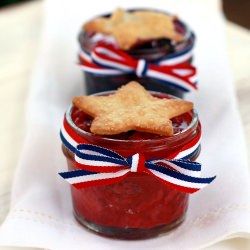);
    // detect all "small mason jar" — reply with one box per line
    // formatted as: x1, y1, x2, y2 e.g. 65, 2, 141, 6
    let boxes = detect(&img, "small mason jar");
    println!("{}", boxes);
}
61, 91, 201, 239
78, 9, 196, 98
